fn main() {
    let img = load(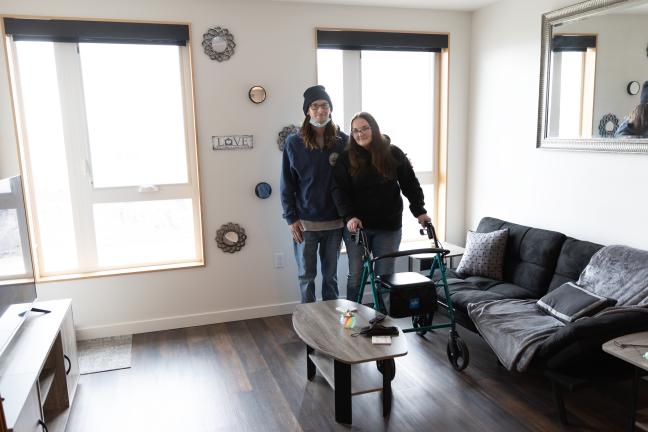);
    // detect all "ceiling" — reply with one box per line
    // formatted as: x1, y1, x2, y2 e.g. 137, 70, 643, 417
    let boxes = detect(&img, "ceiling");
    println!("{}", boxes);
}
274, 0, 502, 11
